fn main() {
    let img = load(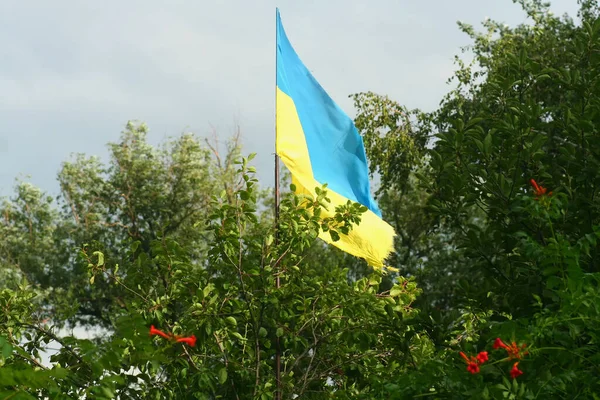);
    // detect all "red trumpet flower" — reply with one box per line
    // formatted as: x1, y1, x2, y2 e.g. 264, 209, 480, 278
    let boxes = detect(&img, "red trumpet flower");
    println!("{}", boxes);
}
150, 325, 196, 347
510, 362, 524, 379
493, 338, 527, 360
530, 179, 552, 199
150, 325, 172, 340
175, 335, 197, 347
476, 351, 489, 364
459, 351, 488, 374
